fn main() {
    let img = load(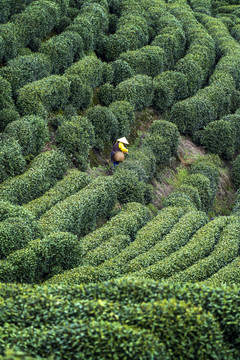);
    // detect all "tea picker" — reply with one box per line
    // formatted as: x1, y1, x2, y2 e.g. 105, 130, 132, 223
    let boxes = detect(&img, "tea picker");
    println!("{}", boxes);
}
111, 137, 129, 166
